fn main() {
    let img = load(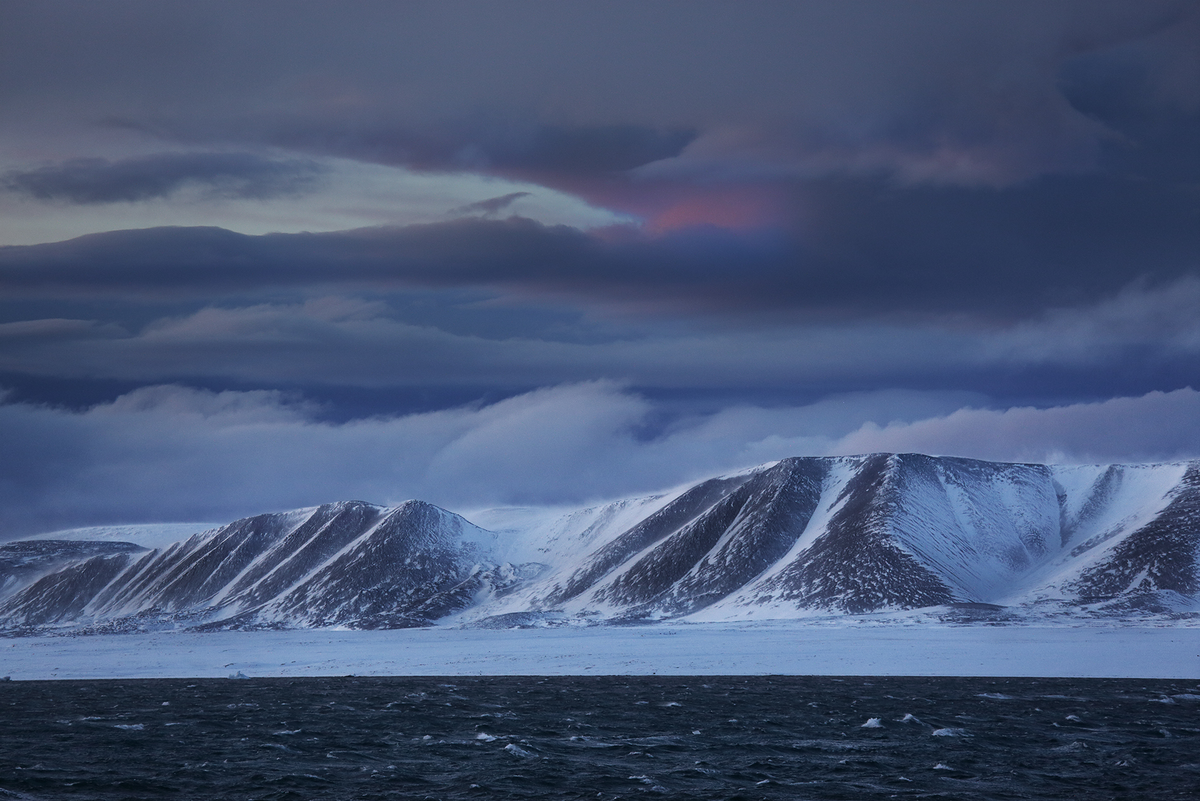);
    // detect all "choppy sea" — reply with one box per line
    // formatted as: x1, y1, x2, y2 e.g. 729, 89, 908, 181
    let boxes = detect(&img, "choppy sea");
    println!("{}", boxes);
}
2, 675, 1198, 800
